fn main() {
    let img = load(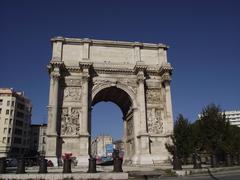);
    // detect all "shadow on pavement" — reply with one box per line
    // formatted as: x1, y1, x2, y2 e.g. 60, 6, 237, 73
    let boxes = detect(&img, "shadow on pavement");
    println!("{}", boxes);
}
207, 168, 219, 180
